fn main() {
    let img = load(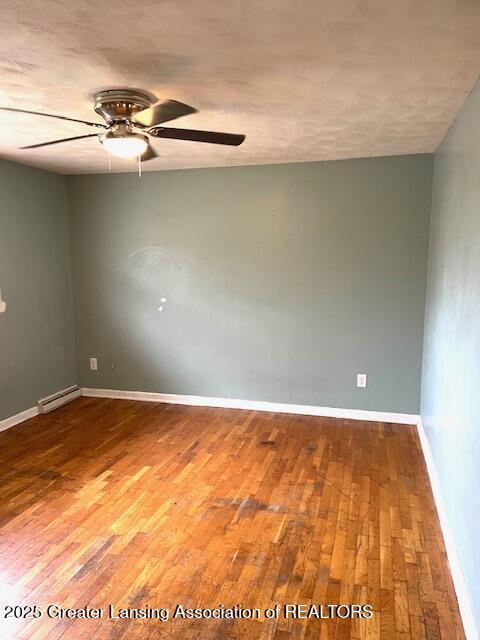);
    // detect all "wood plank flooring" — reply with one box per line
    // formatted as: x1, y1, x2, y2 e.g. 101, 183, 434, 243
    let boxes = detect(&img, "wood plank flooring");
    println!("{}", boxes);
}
0, 398, 464, 639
